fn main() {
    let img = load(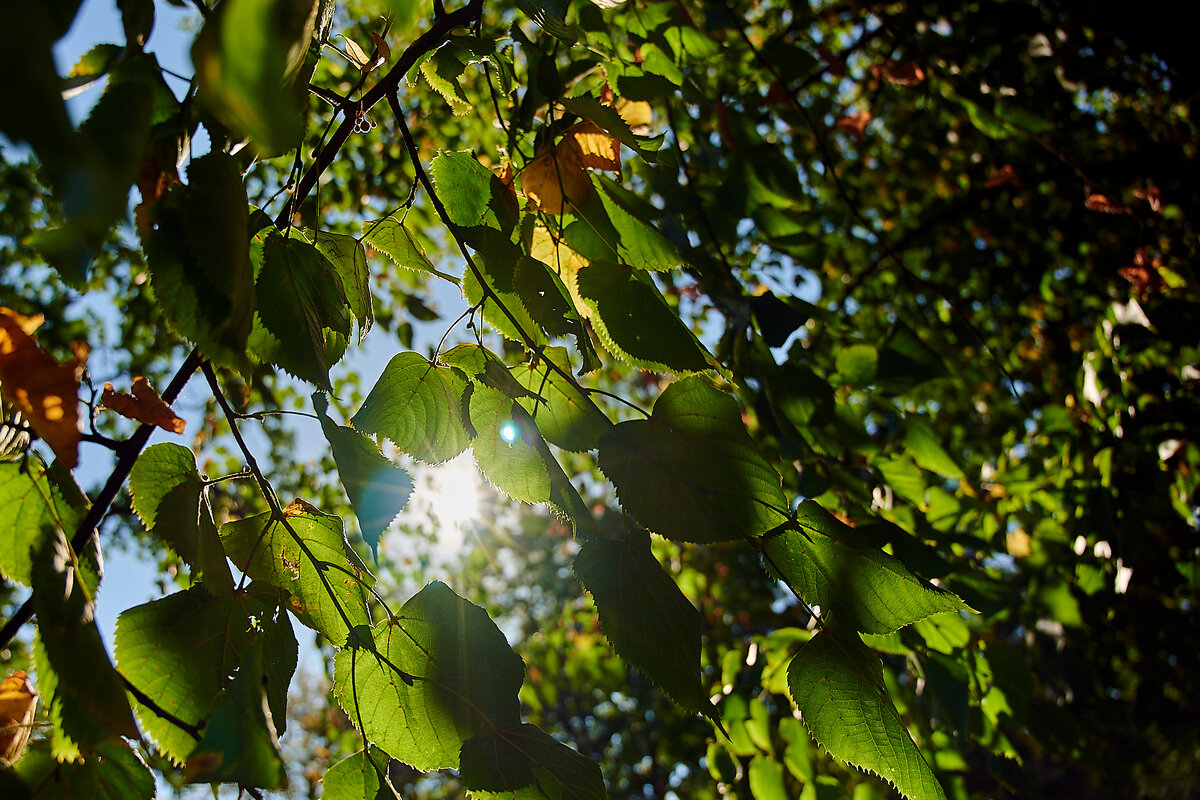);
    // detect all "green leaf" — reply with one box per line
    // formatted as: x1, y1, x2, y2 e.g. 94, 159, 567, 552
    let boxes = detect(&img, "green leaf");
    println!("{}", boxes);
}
145, 154, 254, 370
442, 343, 538, 400
10, 739, 155, 800
193, 0, 318, 155
574, 530, 718, 722
361, 216, 456, 282
184, 640, 288, 789
512, 347, 612, 452
322, 748, 399, 800
114, 584, 296, 764
316, 395, 414, 560
598, 376, 788, 542
577, 262, 709, 373
463, 266, 549, 348
312, 230, 374, 340
912, 612, 971, 655
461, 724, 605, 800
748, 755, 789, 800
0, 460, 84, 587
787, 631, 948, 800
431, 151, 517, 235
333, 581, 524, 771
836, 344, 879, 386
129, 443, 234, 593
469, 384, 551, 503
420, 47, 472, 115
219, 501, 372, 646
902, 418, 964, 479
763, 501, 970, 634
352, 352, 472, 464
513, 0, 579, 44
590, 176, 681, 271
255, 231, 352, 391
876, 323, 947, 389
30, 530, 137, 748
